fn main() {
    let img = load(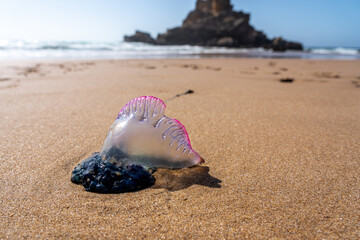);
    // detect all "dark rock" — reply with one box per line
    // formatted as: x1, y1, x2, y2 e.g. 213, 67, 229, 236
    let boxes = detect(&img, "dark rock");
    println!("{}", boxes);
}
270, 37, 287, 52
212, 0, 233, 13
124, 30, 155, 44
124, 0, 303, 51
270, 37, 303, 52
195, 0, 232, 14
156, 10, 270, 48
71, 152, 155, 193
